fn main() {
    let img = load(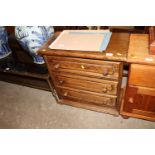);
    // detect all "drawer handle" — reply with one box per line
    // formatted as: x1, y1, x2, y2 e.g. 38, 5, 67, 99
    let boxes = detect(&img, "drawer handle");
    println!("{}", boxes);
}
63, 92, 68, 97
103, 69, 109, 76
59, 80, 64, 84
102, 88, 107, 93
109, 70, 114, 75
54, 64, 60, 69
81, 65, 85, 69
128, 97, 134, 103
107, 85, 113, 91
